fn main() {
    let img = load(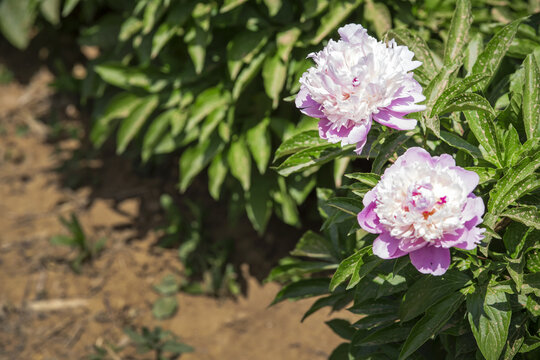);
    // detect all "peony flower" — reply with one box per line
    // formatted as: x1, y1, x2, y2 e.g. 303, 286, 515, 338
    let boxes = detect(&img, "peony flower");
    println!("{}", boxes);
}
296, 24, 426, 154
357, 147, 485, 275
